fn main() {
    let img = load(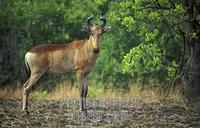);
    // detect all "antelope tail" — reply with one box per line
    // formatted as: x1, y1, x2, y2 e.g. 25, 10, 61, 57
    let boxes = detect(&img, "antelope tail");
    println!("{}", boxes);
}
21, 59, 31, 86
